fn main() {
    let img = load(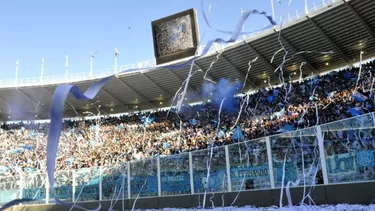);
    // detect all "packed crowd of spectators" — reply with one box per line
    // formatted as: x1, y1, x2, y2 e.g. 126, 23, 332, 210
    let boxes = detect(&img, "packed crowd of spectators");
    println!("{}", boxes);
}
0, 60, 373, 176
